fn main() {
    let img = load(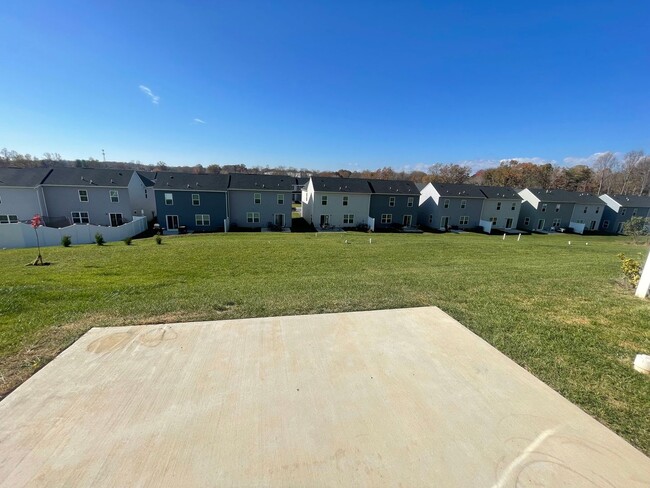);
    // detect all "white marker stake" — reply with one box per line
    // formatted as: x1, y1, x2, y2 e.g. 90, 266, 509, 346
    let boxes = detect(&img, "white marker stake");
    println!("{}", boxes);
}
568, 241, 571, 245
517, 234, 521, 241
369, 238, 372, 244
502, 234, 506, 240
635, 249, 650, 298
